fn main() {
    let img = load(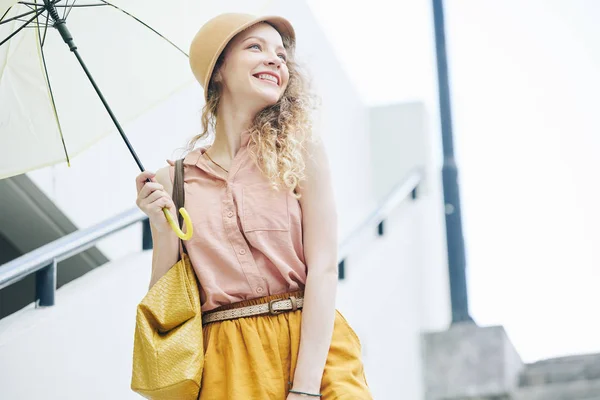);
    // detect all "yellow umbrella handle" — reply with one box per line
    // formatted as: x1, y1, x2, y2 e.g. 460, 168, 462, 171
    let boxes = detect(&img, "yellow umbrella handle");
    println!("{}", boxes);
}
162, 207, 193, 241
